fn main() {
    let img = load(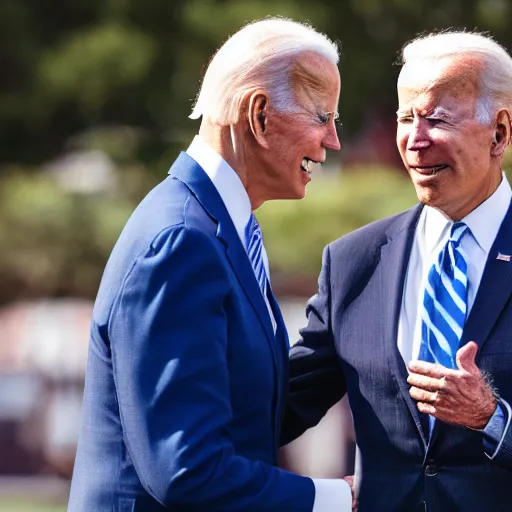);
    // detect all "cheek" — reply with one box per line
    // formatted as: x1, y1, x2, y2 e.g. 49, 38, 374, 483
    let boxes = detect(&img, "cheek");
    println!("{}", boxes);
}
273, 125, 324, 169
450, 137, 487, 172
430, 129, 452, 146
396, 128, 409, 152
297, 131, 324, 156
280, 140, 305, 165
468, 139, 490, 163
